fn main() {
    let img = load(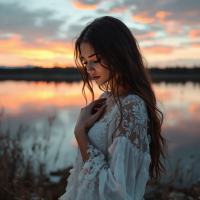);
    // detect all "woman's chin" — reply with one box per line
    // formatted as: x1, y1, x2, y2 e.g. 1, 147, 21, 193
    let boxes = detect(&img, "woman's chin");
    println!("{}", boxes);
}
96, 81, 106, 86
